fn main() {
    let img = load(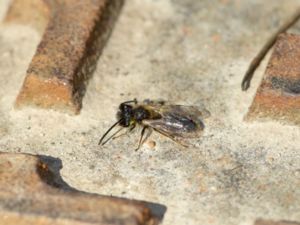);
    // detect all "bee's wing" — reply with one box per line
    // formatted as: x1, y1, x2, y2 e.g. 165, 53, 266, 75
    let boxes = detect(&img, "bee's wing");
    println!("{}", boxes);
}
165, 105, 210, 119
142, 105, 209, 138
